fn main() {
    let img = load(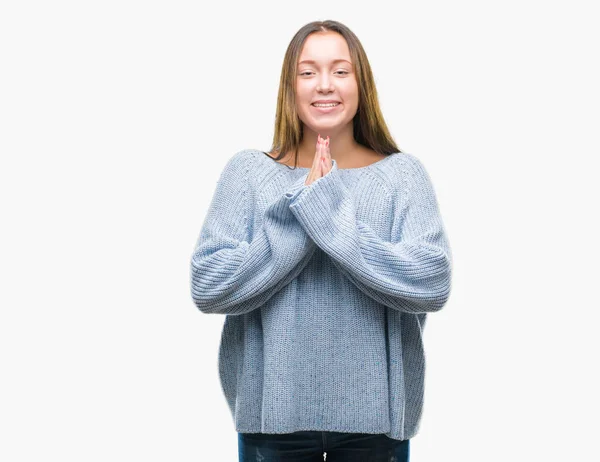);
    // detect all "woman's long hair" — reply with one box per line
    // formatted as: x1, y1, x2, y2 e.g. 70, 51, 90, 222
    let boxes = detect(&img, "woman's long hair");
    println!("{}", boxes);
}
267, 20, 402, 168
